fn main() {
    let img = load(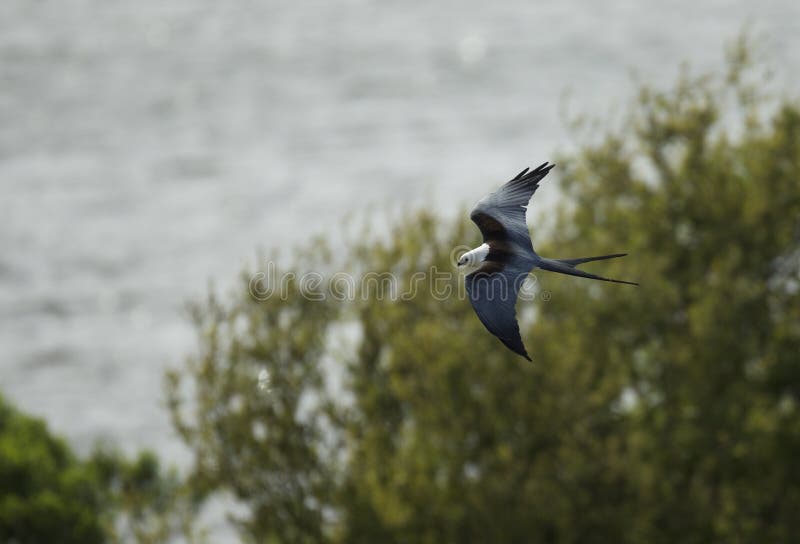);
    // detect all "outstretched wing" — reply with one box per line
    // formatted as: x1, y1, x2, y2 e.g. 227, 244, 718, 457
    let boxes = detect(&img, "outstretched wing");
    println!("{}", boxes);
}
470, 162, 555, 251
465, 258, 533, 361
